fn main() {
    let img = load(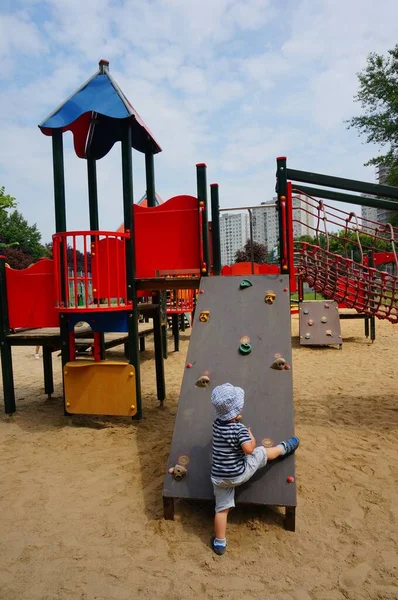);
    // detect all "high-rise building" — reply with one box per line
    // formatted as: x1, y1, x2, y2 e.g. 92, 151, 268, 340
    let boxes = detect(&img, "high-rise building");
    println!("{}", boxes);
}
220, 212, 249, 266
292, 193, 314, 238
361, 166, 395, 230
